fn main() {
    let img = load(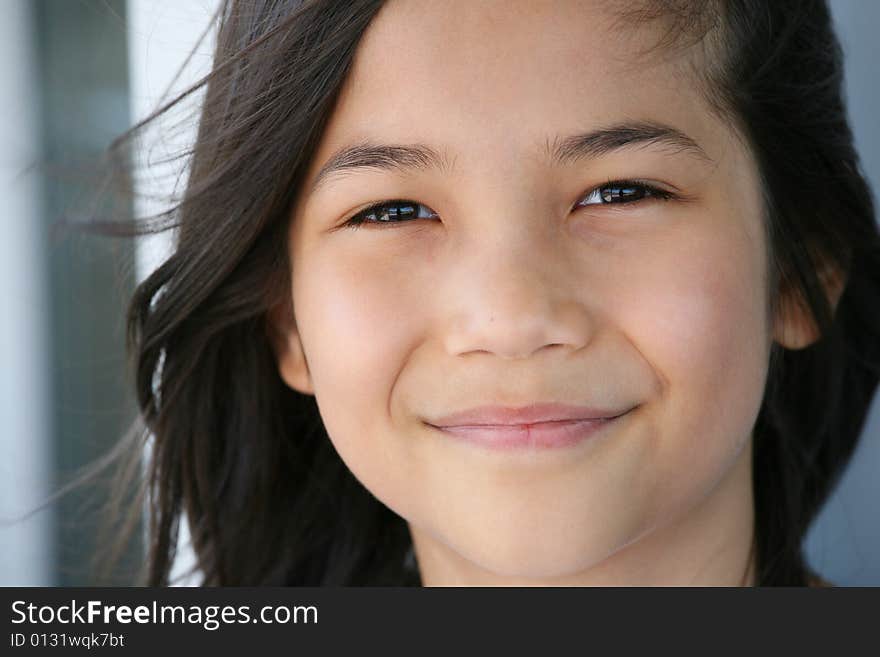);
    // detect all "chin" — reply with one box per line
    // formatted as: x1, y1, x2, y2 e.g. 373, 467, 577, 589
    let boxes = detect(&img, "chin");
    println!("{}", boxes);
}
449, 523, 628, 583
